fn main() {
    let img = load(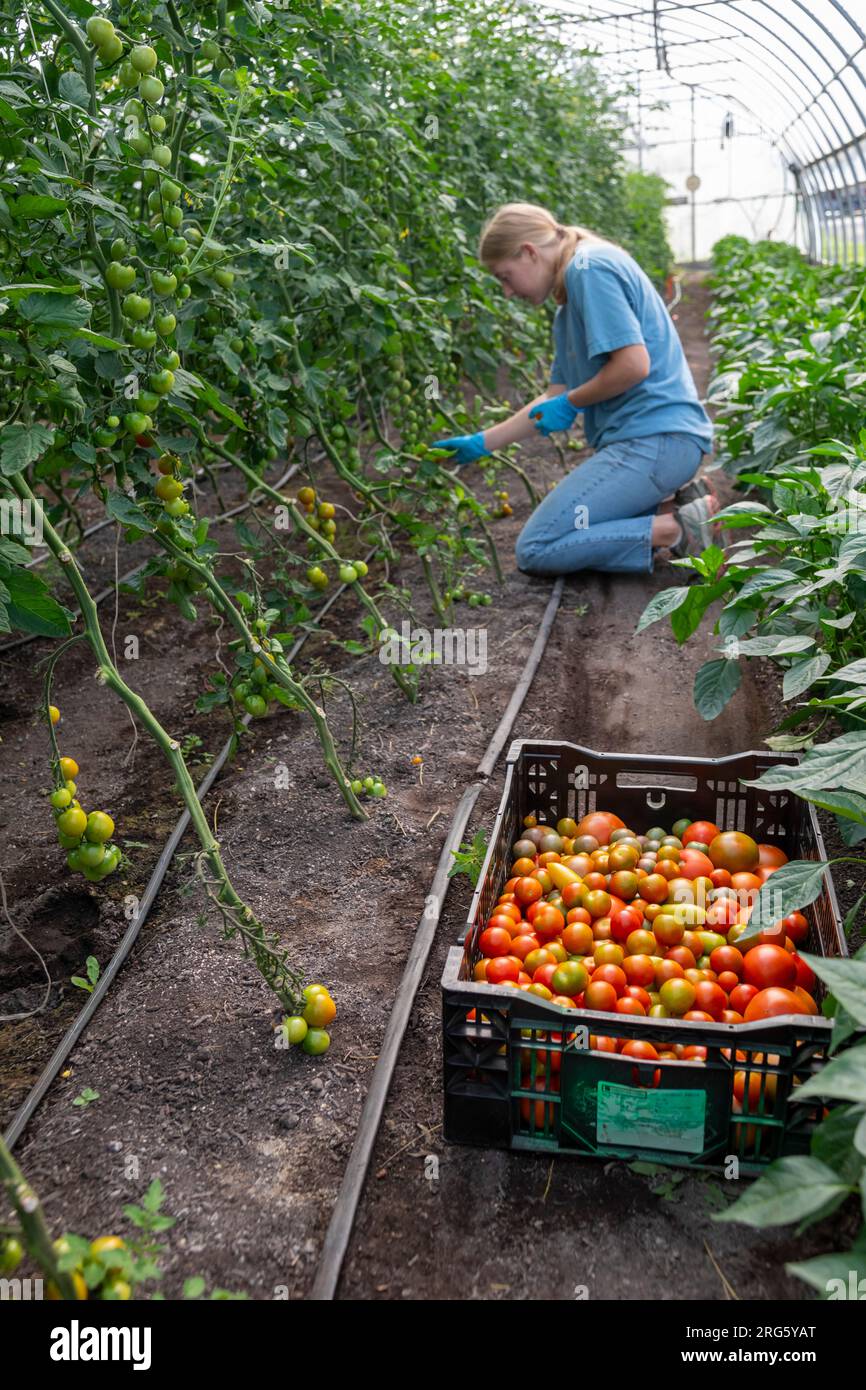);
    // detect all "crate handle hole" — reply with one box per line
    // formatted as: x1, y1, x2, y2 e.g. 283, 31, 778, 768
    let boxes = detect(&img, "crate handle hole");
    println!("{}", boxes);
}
615, 772, 699, 793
